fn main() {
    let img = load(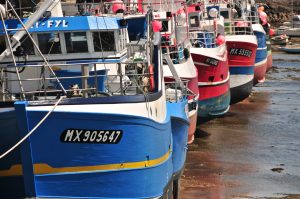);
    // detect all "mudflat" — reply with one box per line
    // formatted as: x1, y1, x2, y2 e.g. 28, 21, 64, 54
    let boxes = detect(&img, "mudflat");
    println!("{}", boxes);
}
181, 52, 300, 199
